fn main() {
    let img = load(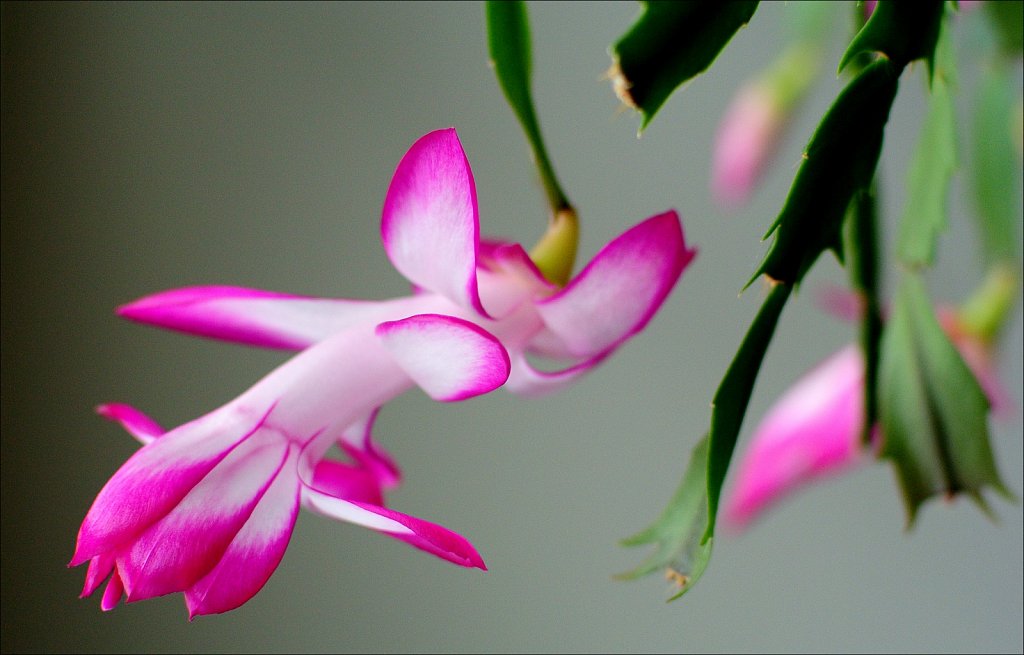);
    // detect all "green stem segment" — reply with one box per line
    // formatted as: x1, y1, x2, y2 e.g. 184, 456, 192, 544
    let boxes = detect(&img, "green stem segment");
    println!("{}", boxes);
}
704, 282, 791, 541
485, 0, 571, 211
846, 186, 883, 444
486, 1, 576, 284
